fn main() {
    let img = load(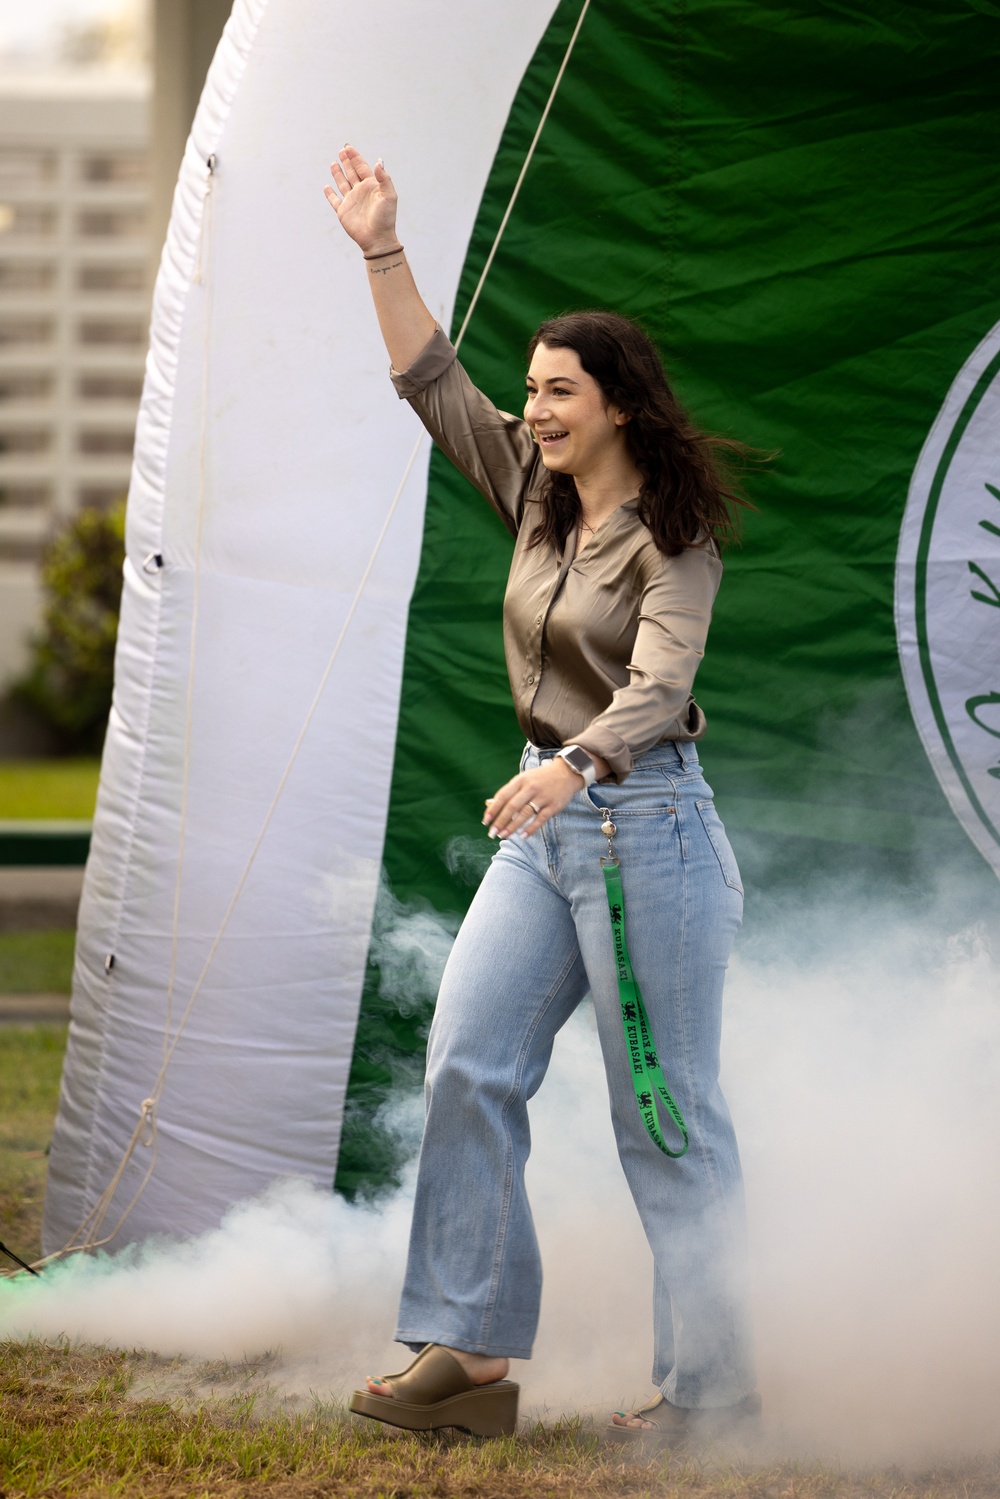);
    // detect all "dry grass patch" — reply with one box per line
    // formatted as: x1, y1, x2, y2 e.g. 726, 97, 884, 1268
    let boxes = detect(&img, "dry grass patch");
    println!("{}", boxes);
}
3, 1341, 1000, 1499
